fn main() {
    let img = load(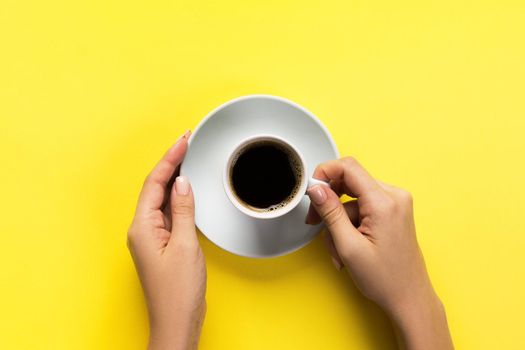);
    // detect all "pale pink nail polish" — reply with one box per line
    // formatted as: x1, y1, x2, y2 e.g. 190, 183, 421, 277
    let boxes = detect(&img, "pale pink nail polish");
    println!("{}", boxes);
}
175, 130, 192, 144
182, 129, 191, 139
175, 176, 190, 195
307, 185, 327, 205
